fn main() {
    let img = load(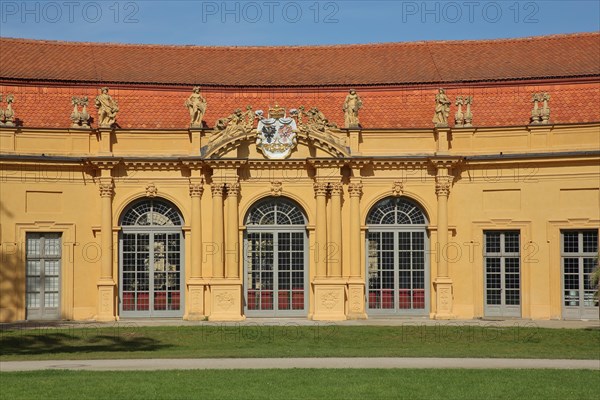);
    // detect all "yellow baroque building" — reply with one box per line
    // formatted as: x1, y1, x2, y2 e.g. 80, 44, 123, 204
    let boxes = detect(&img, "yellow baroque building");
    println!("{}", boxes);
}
0, 33, 599, 322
